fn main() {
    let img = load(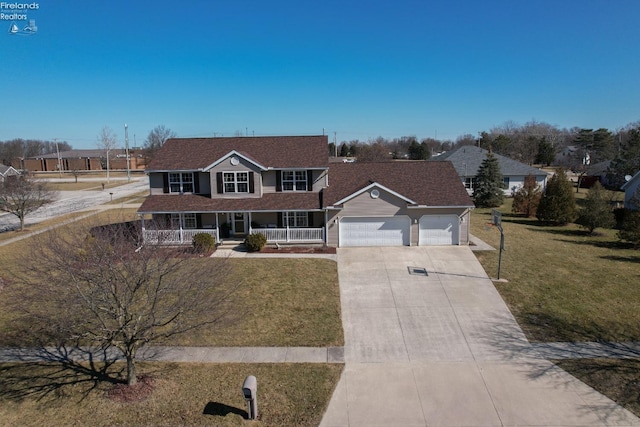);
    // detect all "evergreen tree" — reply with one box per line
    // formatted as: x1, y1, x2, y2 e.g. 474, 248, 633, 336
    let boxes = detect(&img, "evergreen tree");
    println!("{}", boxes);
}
472, 152, 504, 208
511, 175, 542, 217
618, 188, 640, 248
536, 169, 577, 225
535, 137, 555, 166
339, 143, 349, 157
575, 182, 615, 234
608, 126, 640, 189
408, 140, 429, 160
